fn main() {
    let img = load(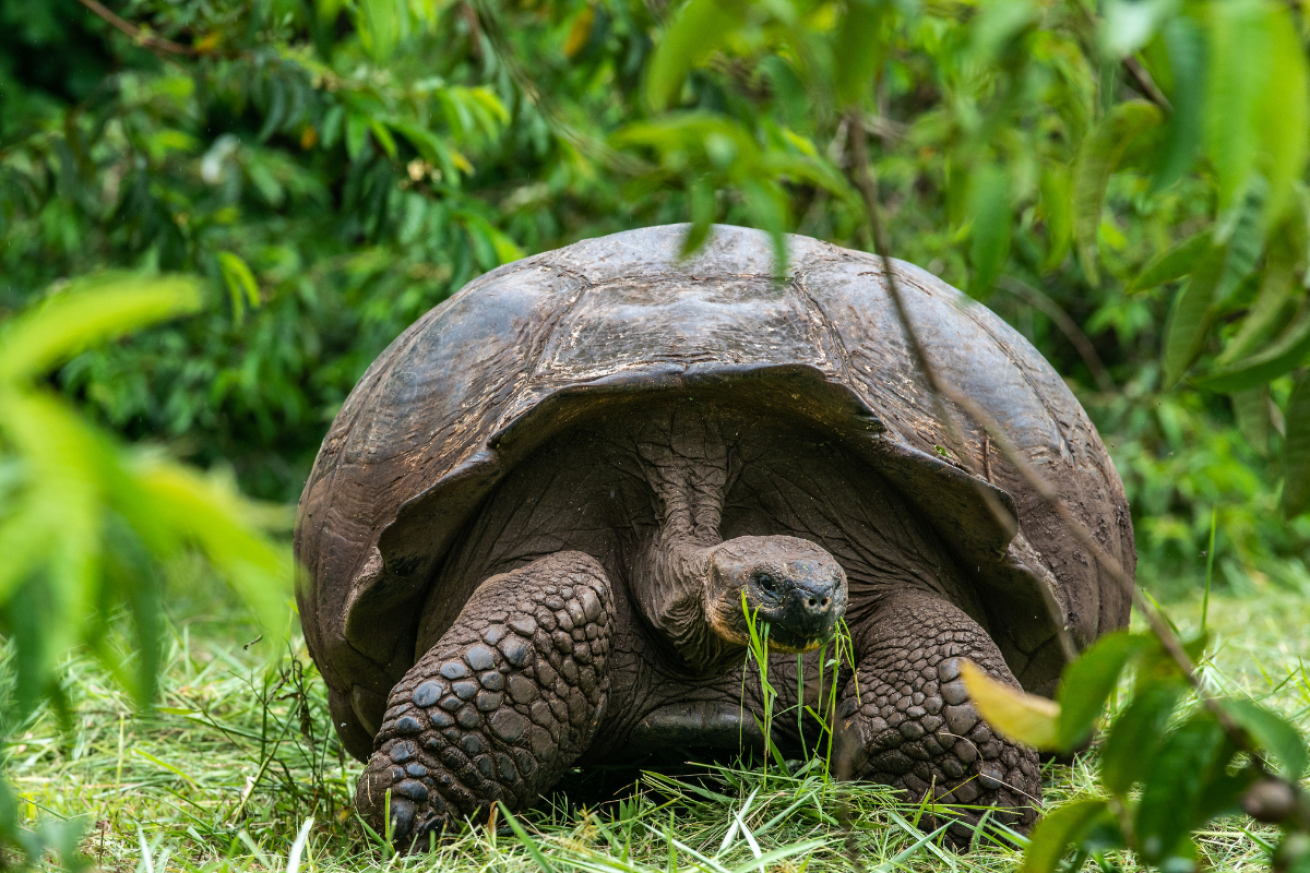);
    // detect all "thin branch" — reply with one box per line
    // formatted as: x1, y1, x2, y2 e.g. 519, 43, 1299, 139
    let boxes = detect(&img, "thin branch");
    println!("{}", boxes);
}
76, 0, 197, 57
847, 122, 973, 471
849, 114, 1075, 667
999, 275, 1116, 395
1122, 56, 1171, 113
